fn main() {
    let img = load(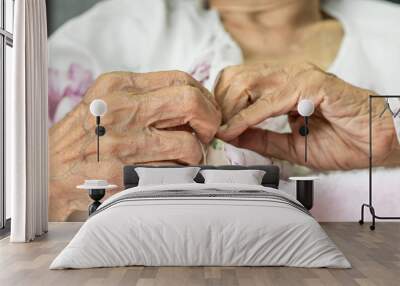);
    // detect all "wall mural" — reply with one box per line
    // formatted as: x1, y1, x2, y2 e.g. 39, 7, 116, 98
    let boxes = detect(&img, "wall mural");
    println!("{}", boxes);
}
48, 0, 400, 222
